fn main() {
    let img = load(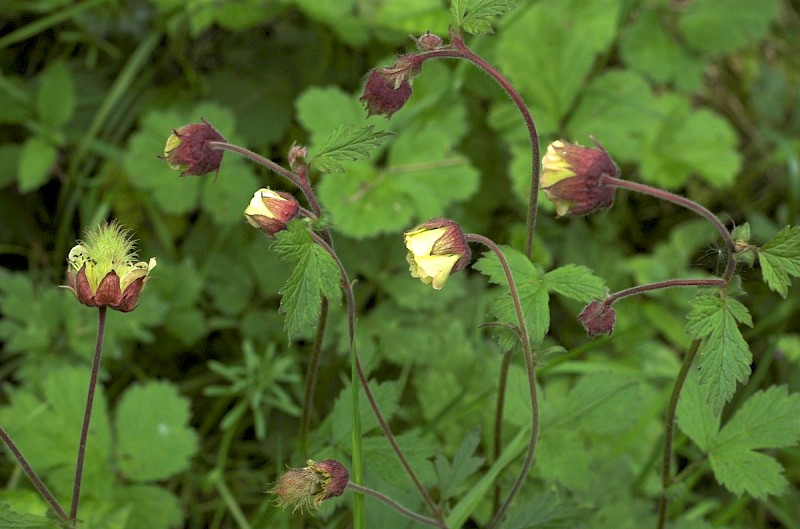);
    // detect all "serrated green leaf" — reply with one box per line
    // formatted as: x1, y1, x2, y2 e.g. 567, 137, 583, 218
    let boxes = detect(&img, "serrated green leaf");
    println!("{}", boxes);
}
473, 245, 550, 347
18, 137, 57, 193
503, 492, 592, 529
310, 125, 393, 173
115, 382, 199, 482
543, 264, 607, 303
453, 0, 514, 35
686, 292, 752, 414
0, 367, 111, 497
272, 221, 341, 338
676, 370, 719, 452
715, 386, 800, 451
709, 447, 787, 499
36, 61, 75, 128
757, 226, 800, 297
0, 502, 59, 529
434, 429, 484, 502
